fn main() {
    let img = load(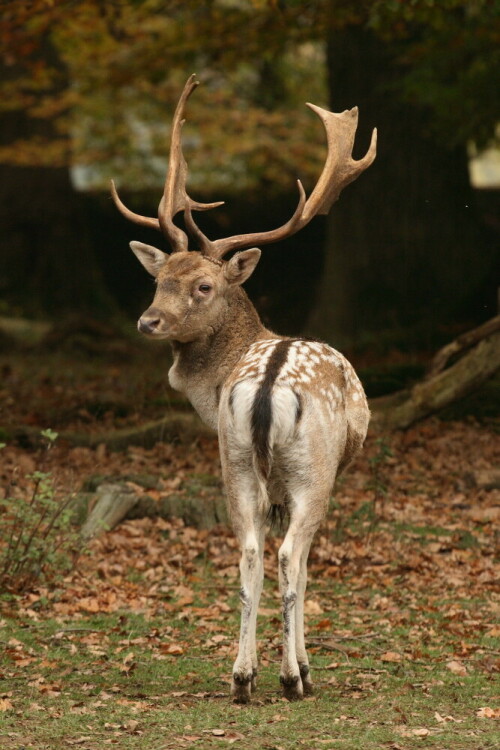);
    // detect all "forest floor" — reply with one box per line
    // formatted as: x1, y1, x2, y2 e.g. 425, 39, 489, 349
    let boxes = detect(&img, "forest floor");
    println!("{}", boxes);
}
0, 341, 499, 749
